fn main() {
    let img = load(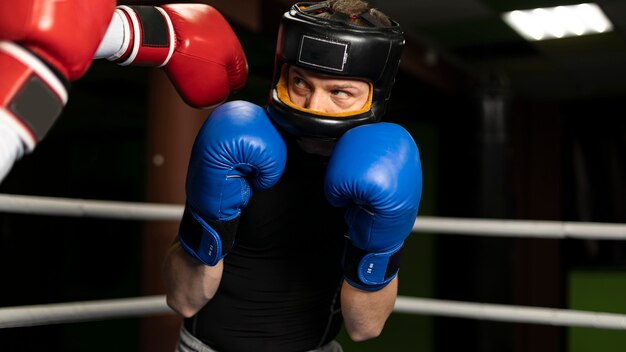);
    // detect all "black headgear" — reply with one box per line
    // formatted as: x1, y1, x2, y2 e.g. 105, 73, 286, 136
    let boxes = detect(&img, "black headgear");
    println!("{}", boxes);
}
266, 2, 405, 140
